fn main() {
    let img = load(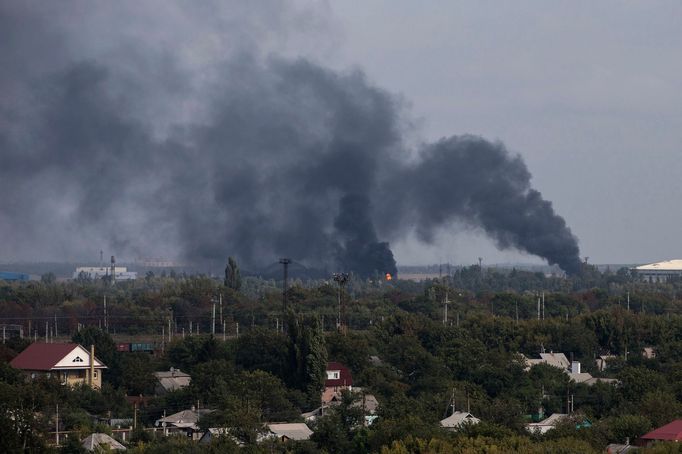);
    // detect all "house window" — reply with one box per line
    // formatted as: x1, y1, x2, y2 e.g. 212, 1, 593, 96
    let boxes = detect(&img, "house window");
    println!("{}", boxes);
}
333, 372, 339, 379
73, 356, 84, 363
94, 371, 98, 378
